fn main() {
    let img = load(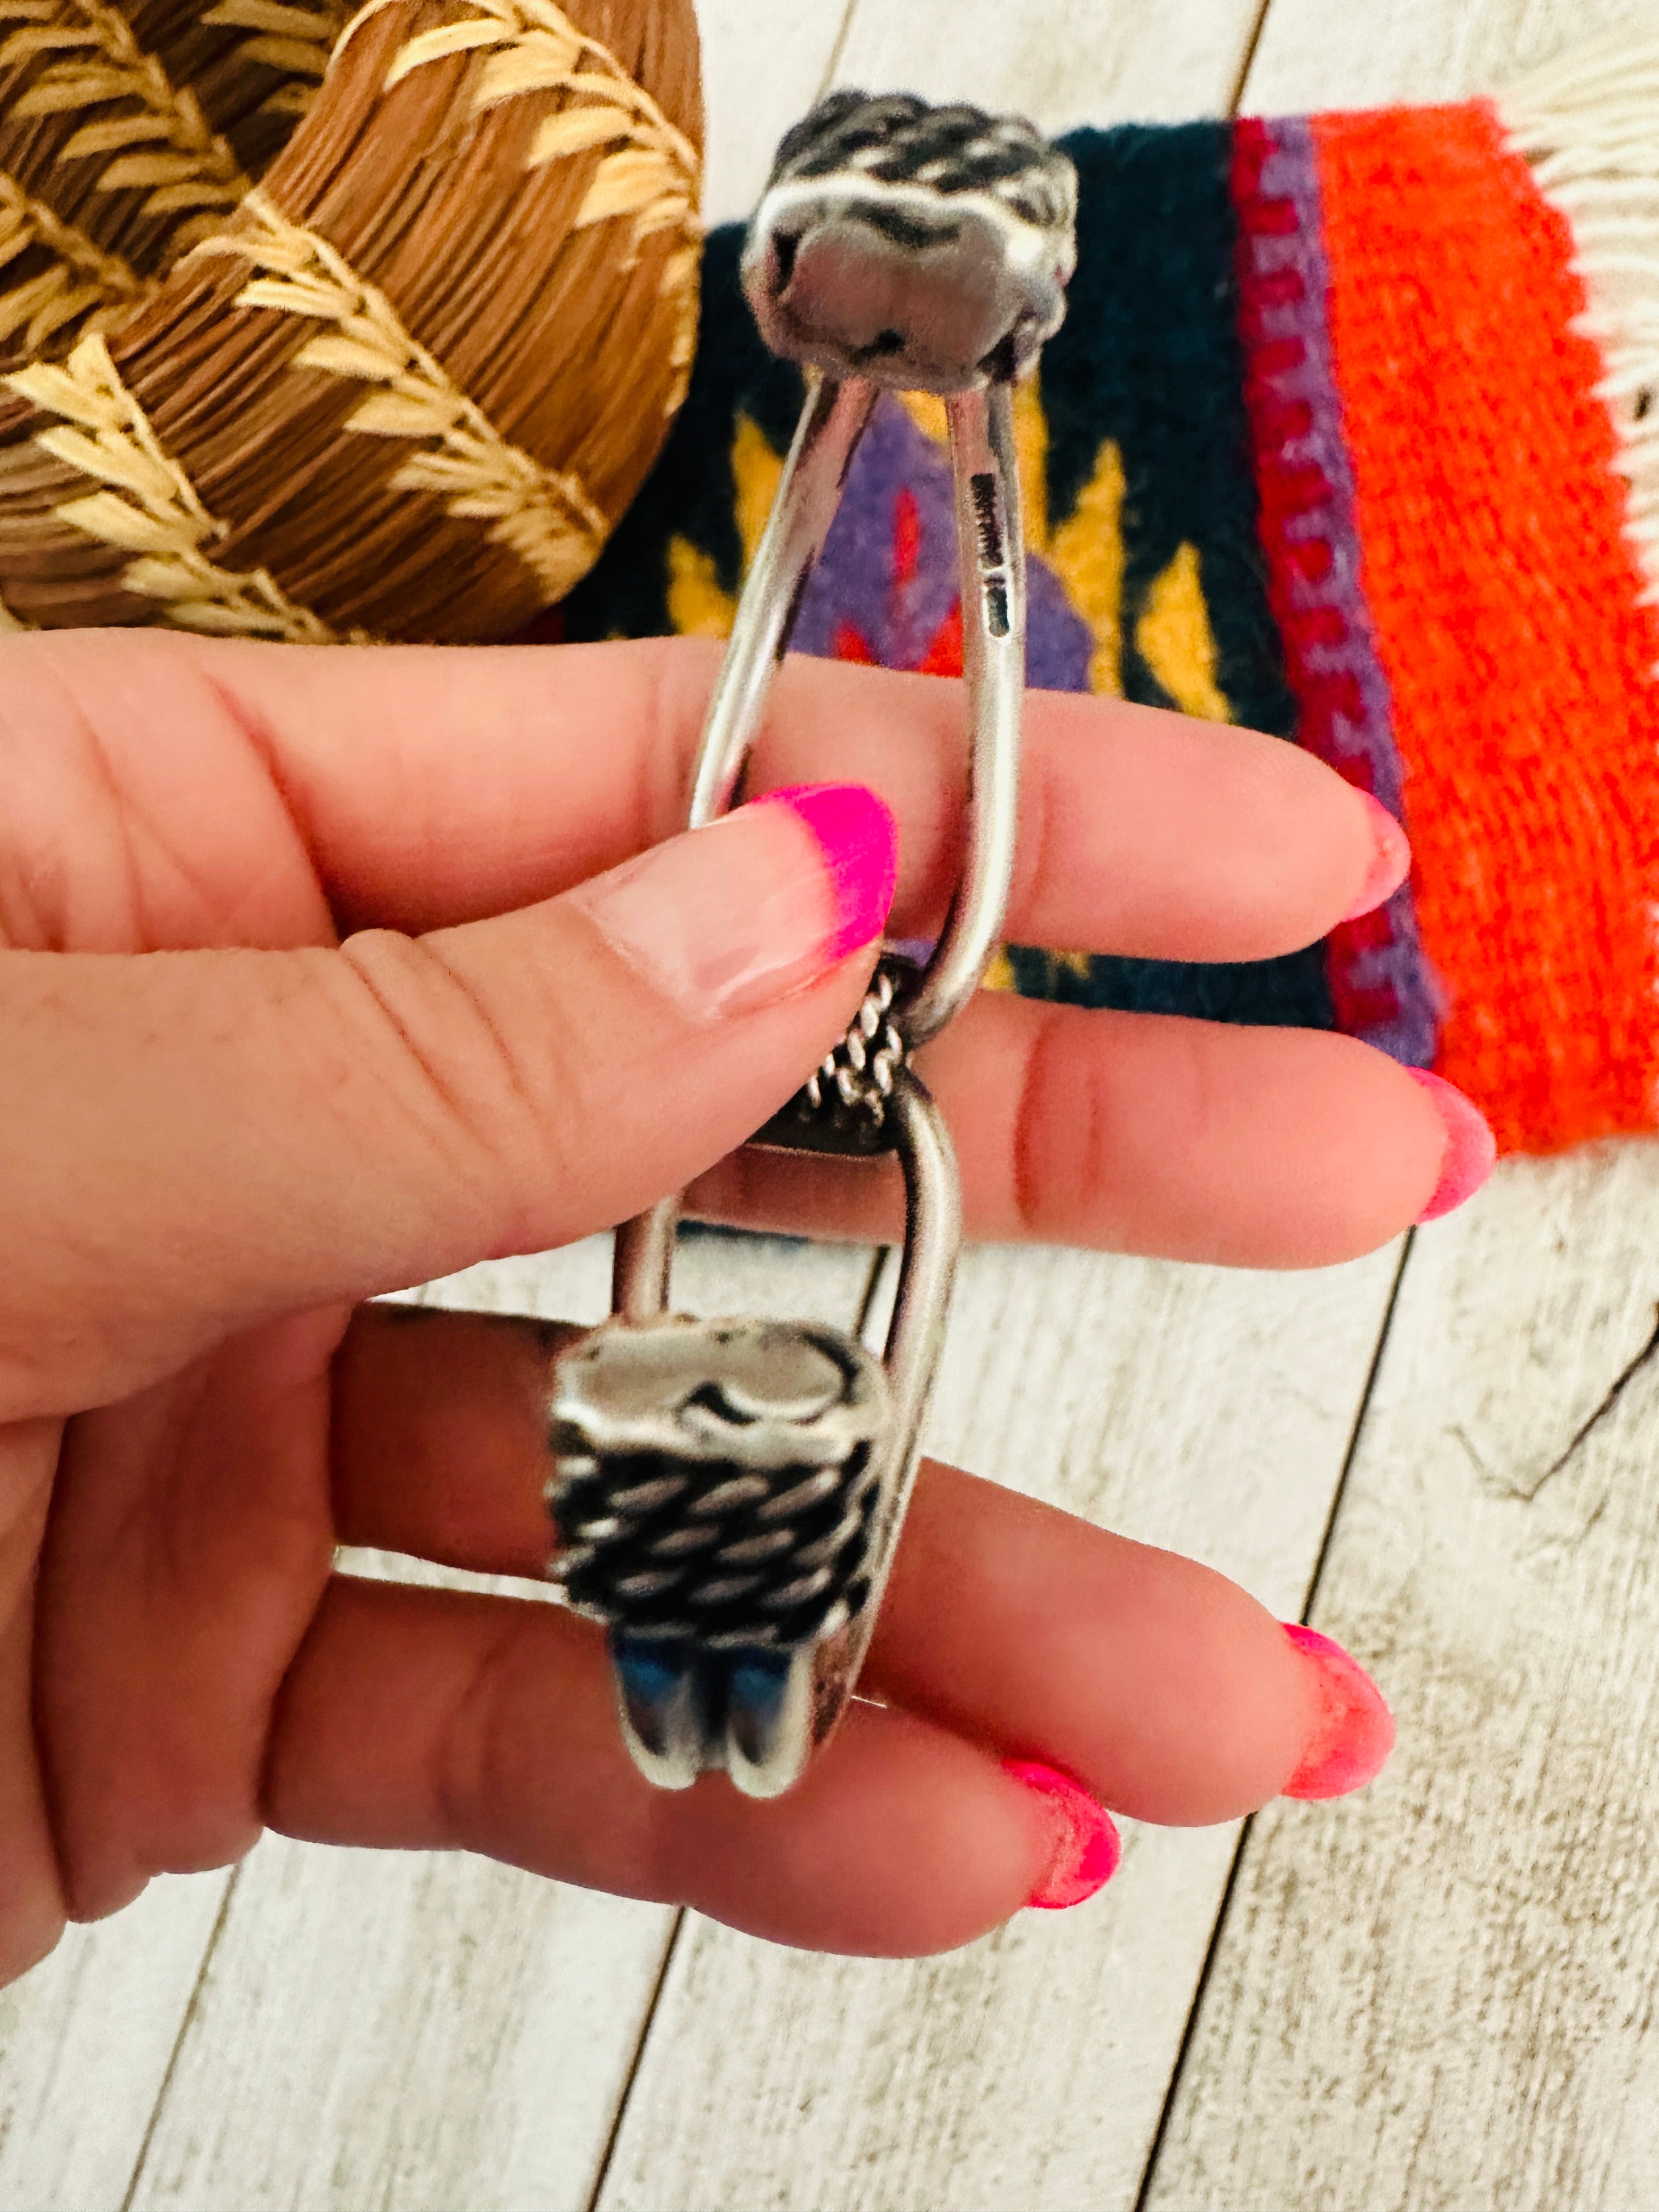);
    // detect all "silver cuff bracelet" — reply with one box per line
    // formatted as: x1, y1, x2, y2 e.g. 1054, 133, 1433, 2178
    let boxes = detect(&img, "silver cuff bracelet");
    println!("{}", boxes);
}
545, 90, 1079, 1798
